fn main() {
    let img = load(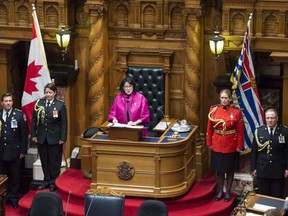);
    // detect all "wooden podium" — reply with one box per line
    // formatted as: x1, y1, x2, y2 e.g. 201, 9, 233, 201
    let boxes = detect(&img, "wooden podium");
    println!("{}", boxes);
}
82, 123, 198, 198
109, 126, 142, 141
